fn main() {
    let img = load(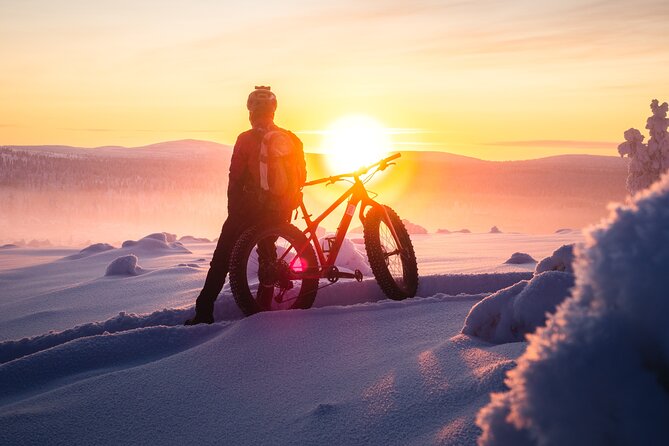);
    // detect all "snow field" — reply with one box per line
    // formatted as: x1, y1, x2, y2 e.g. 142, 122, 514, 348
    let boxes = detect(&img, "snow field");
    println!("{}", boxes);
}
0, 295, 524, 446
0, 228, 585, 445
